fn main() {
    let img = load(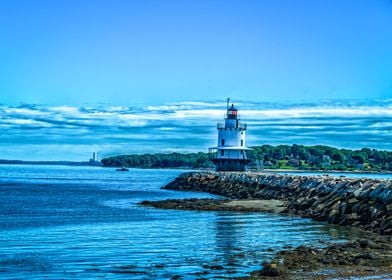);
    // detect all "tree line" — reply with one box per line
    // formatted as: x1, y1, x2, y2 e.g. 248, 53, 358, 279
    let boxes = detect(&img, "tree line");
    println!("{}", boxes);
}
101, 144, 392, 171
101, 152, 213, 169
249, 144, 392, 171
